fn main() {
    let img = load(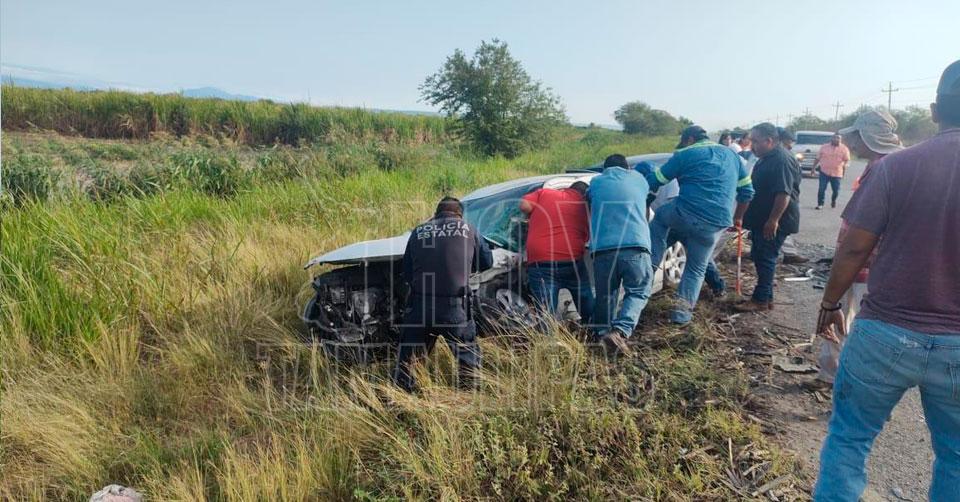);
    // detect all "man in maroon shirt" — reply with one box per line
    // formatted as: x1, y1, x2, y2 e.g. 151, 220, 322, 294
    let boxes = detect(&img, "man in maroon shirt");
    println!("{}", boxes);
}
813, 60, 960, 501
520, 181, 593, 324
